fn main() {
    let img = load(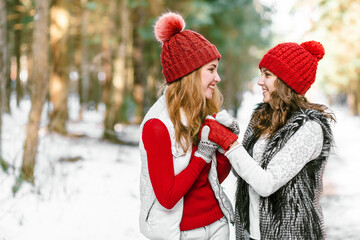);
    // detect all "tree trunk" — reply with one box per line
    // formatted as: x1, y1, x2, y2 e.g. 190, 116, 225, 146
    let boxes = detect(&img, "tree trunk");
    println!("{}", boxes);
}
223, 51, 233, 110
100, 0, 115, 111
132, 6, 147, 124
48, 4, 70, 134
21, 0, 49, 182
145, 0, 163, 110
13, 0, 24, 107
79, 0, 90, 119
14, 32, 22, 106
101, 0, 115, 135
353, 78, 360, 116
347, 79, 357, 116
5, 52, 11, 112
145, 64, 158, 112
0, 0, 6, 161
101, 42, 113, 115
103, 0, 130, 140
5, 2, 12, 113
